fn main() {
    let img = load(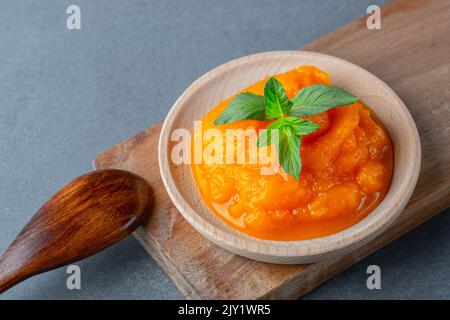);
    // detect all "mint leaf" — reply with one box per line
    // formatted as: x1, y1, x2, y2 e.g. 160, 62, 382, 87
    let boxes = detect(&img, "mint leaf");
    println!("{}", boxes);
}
278, 124, 302, 180
281, 117, 320, 136
289, 84, 359, 117
264, 77, 292, 120
214, 93, 265, 125
257, 117, 319, 180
